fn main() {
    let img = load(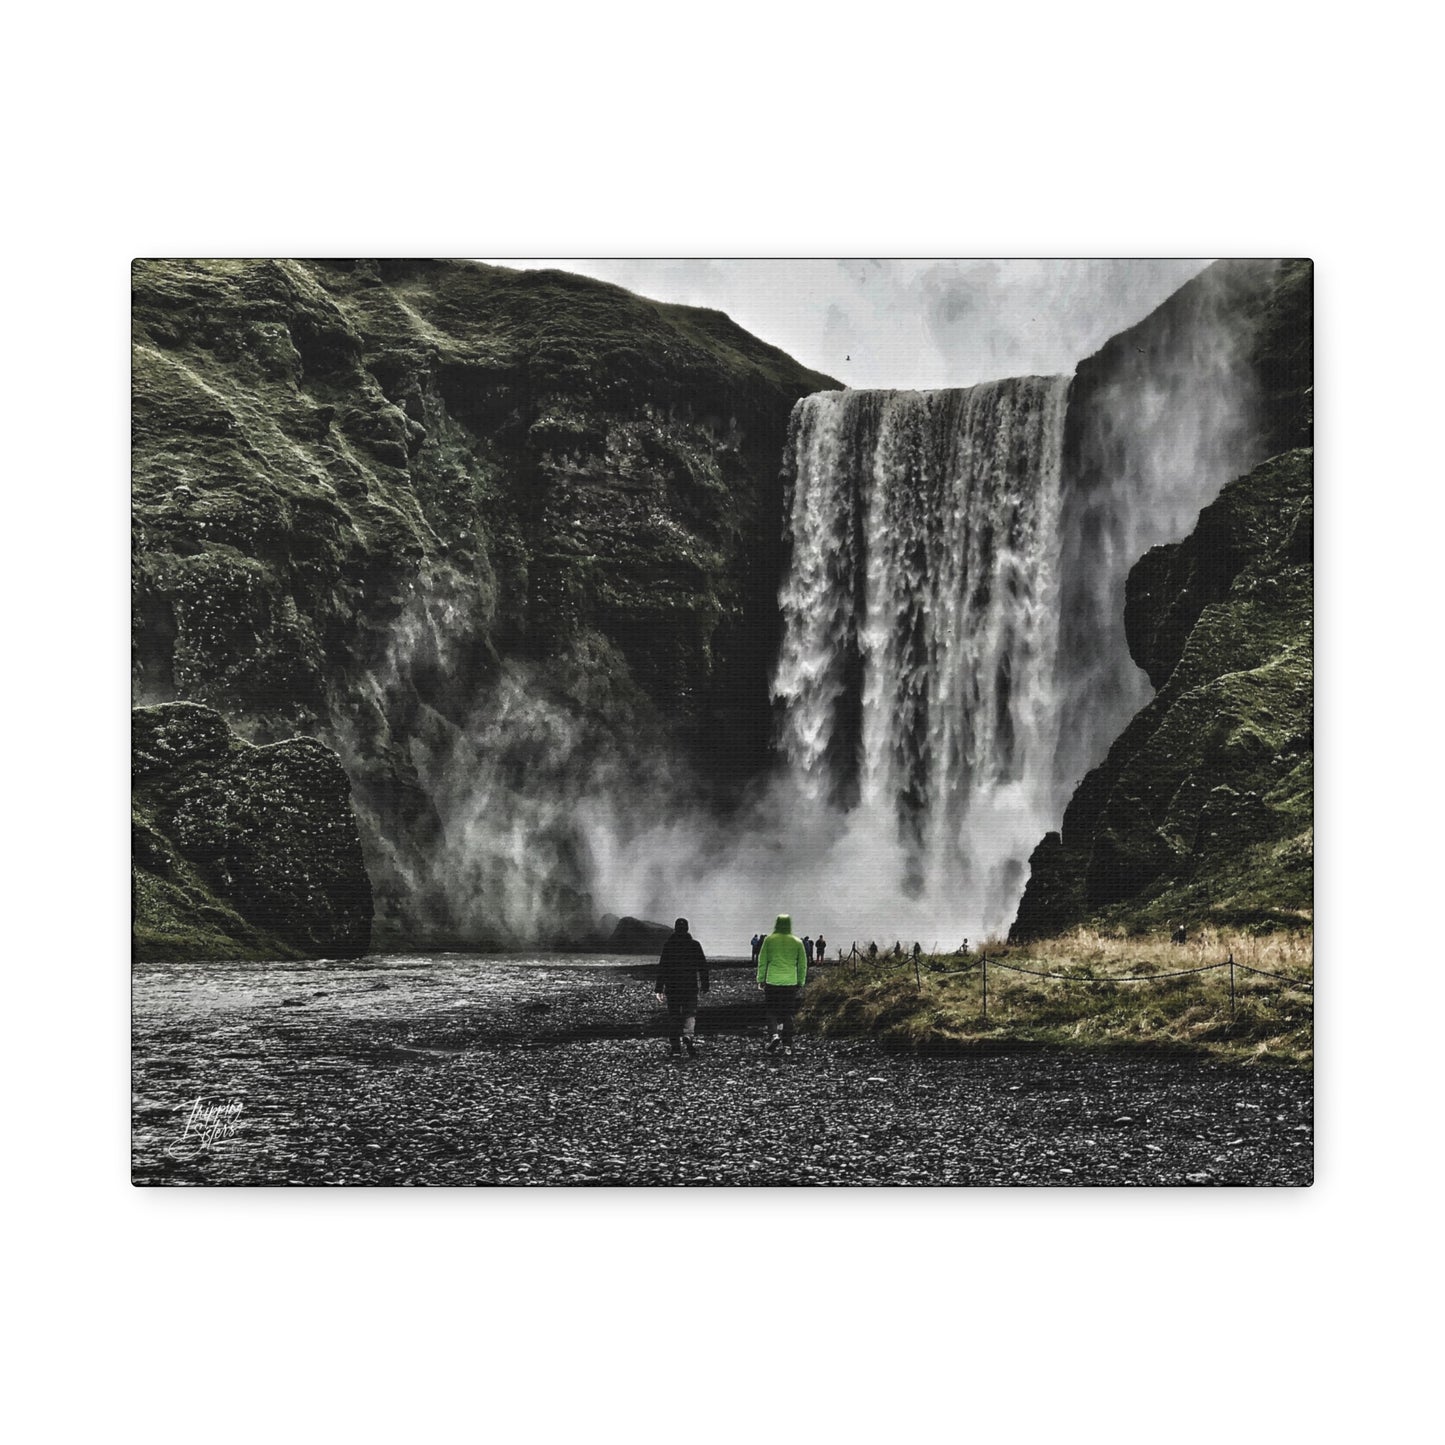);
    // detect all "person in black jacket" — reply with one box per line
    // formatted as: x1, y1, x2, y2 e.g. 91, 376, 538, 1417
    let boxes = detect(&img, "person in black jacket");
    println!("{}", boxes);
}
655, 917, 709, 1057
